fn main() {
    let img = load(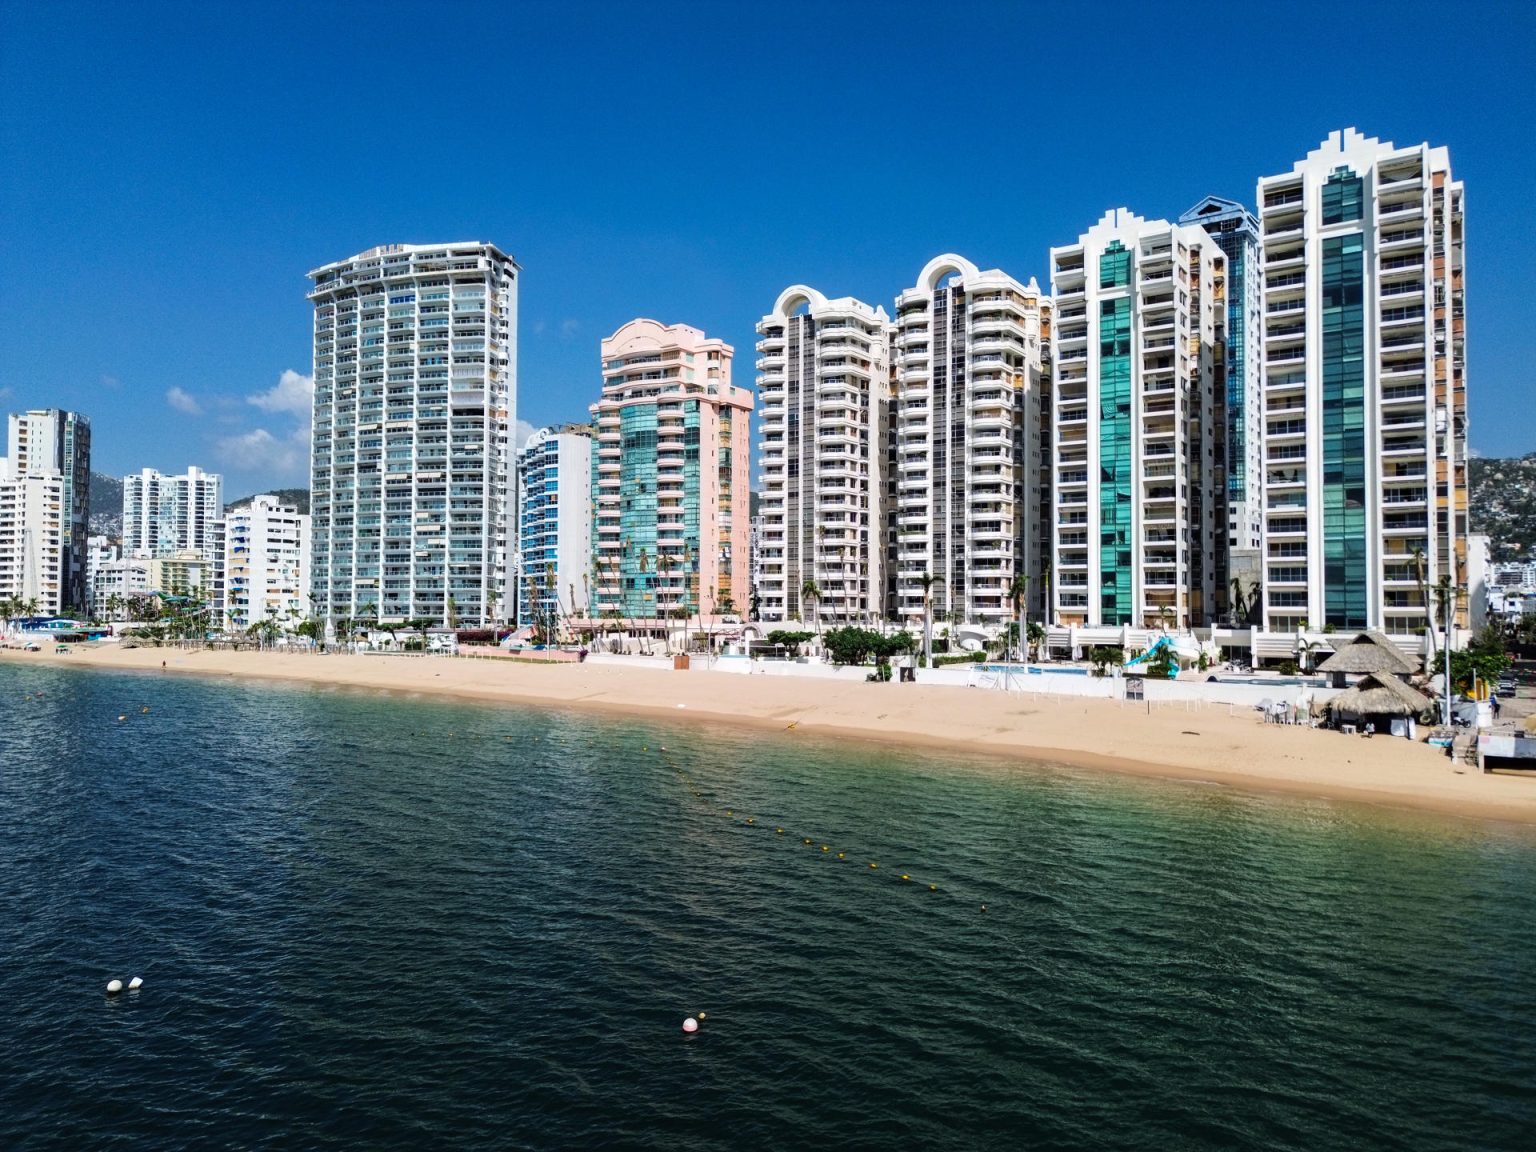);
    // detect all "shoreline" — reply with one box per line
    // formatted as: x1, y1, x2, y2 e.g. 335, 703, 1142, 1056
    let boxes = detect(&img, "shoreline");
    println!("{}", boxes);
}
5, 644, 1536, 828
